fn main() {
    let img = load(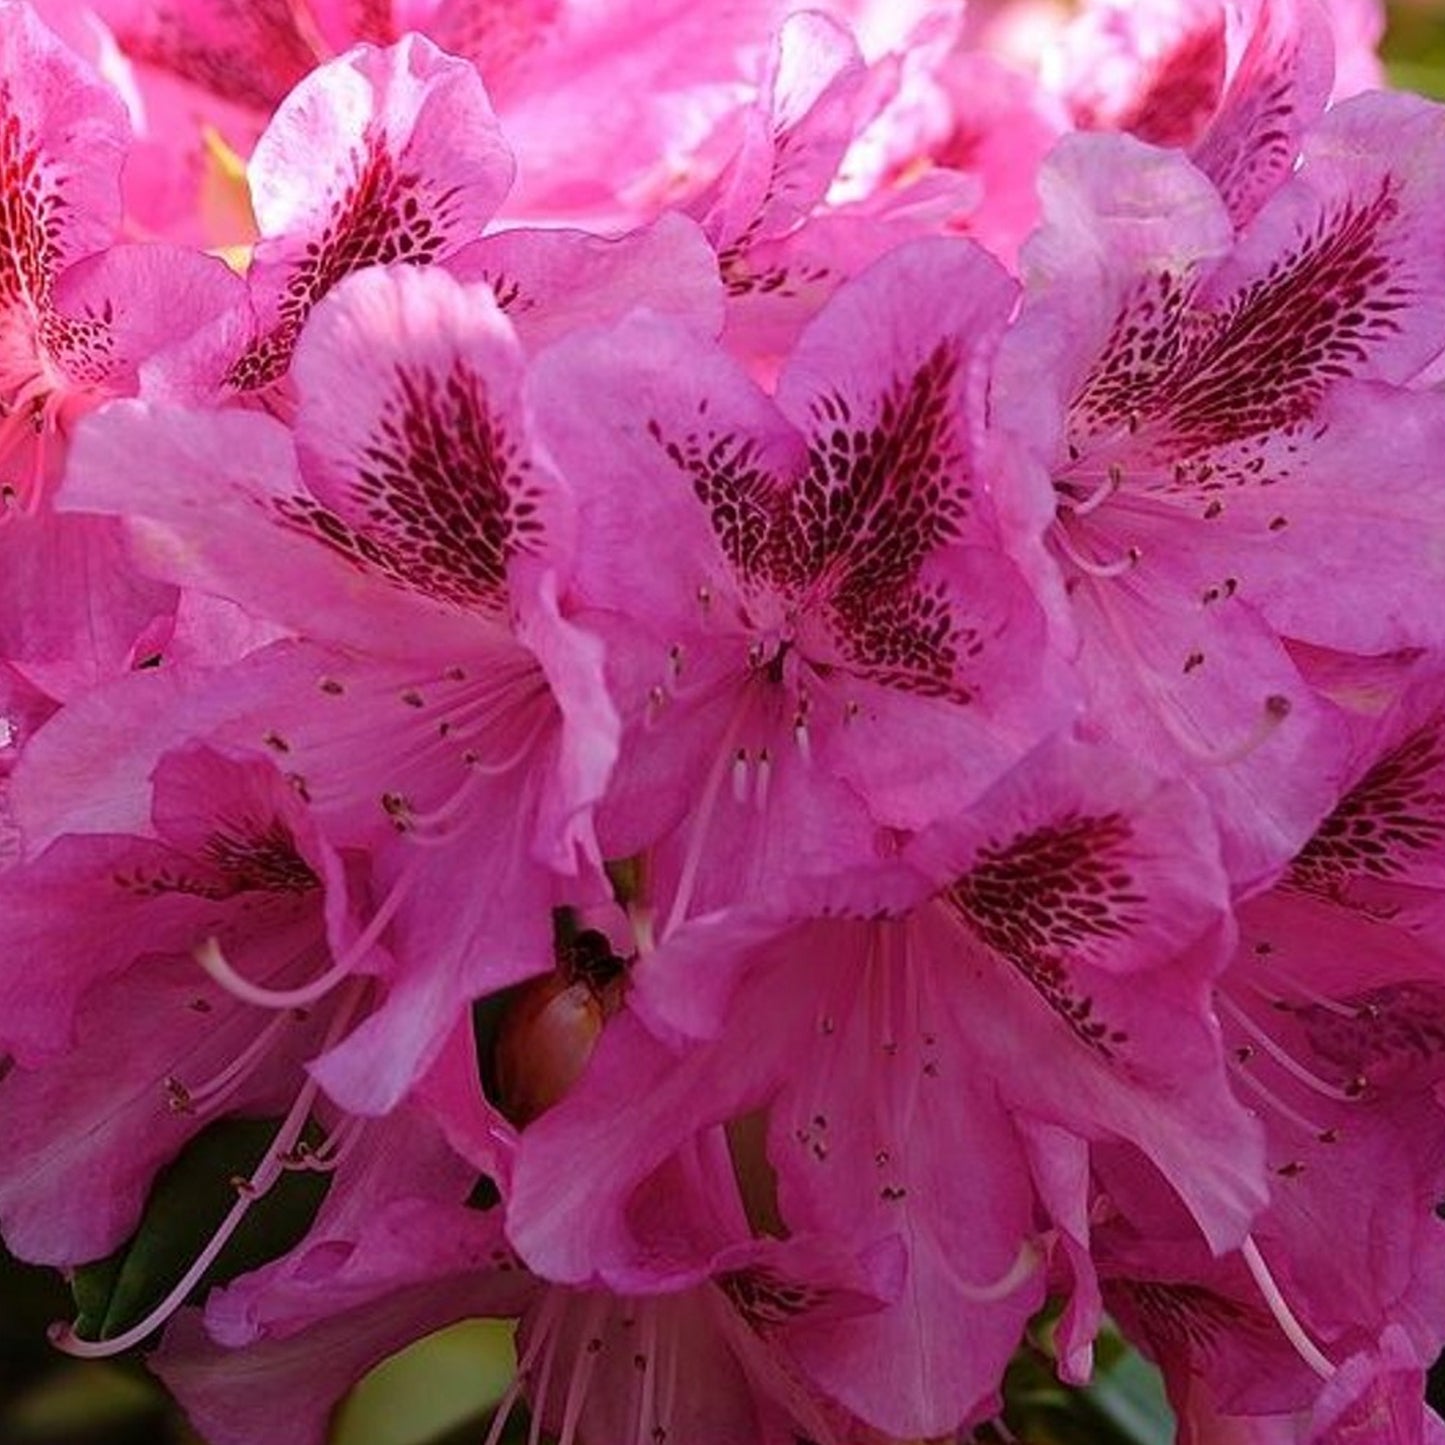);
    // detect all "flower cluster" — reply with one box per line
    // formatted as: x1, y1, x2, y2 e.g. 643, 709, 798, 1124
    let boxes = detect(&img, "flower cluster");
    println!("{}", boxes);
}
3, 0, 1445, 1441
